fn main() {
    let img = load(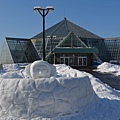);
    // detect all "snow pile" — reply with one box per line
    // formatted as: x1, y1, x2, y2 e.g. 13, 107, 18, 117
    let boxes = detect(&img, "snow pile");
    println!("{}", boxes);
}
0, 71, 24, 78
3, 64, 21, 72
0, 62, 96, 119
0, 62, 120, 120
97, 62, 120, 76
0, 64, 24, 78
